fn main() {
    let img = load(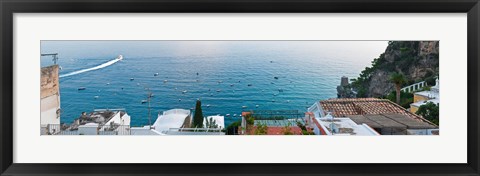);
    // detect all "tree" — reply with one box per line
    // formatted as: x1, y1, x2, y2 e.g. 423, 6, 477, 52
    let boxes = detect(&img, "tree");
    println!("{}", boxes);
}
282, 123, 293, 135
225, 120, 241, 135
193, 100, 204, 128
205, 117, 218, 128
416, 102, 439, 126
390, 72, 407, 104
254, 123, 268, 135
